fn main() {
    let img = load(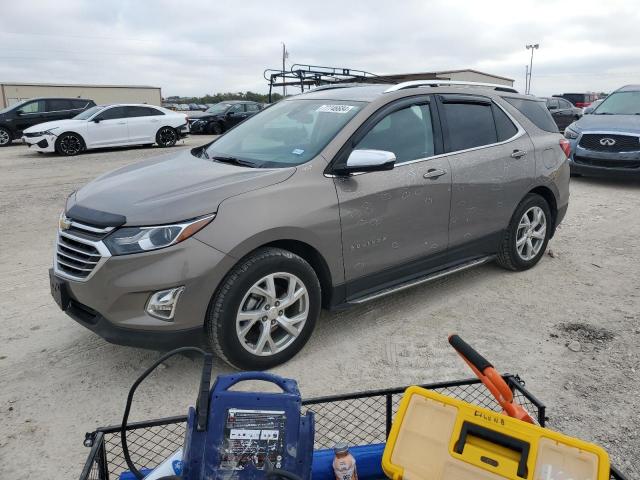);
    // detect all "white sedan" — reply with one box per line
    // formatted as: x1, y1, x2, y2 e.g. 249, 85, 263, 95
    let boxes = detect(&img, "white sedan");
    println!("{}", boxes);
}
21, 104, 189, 155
